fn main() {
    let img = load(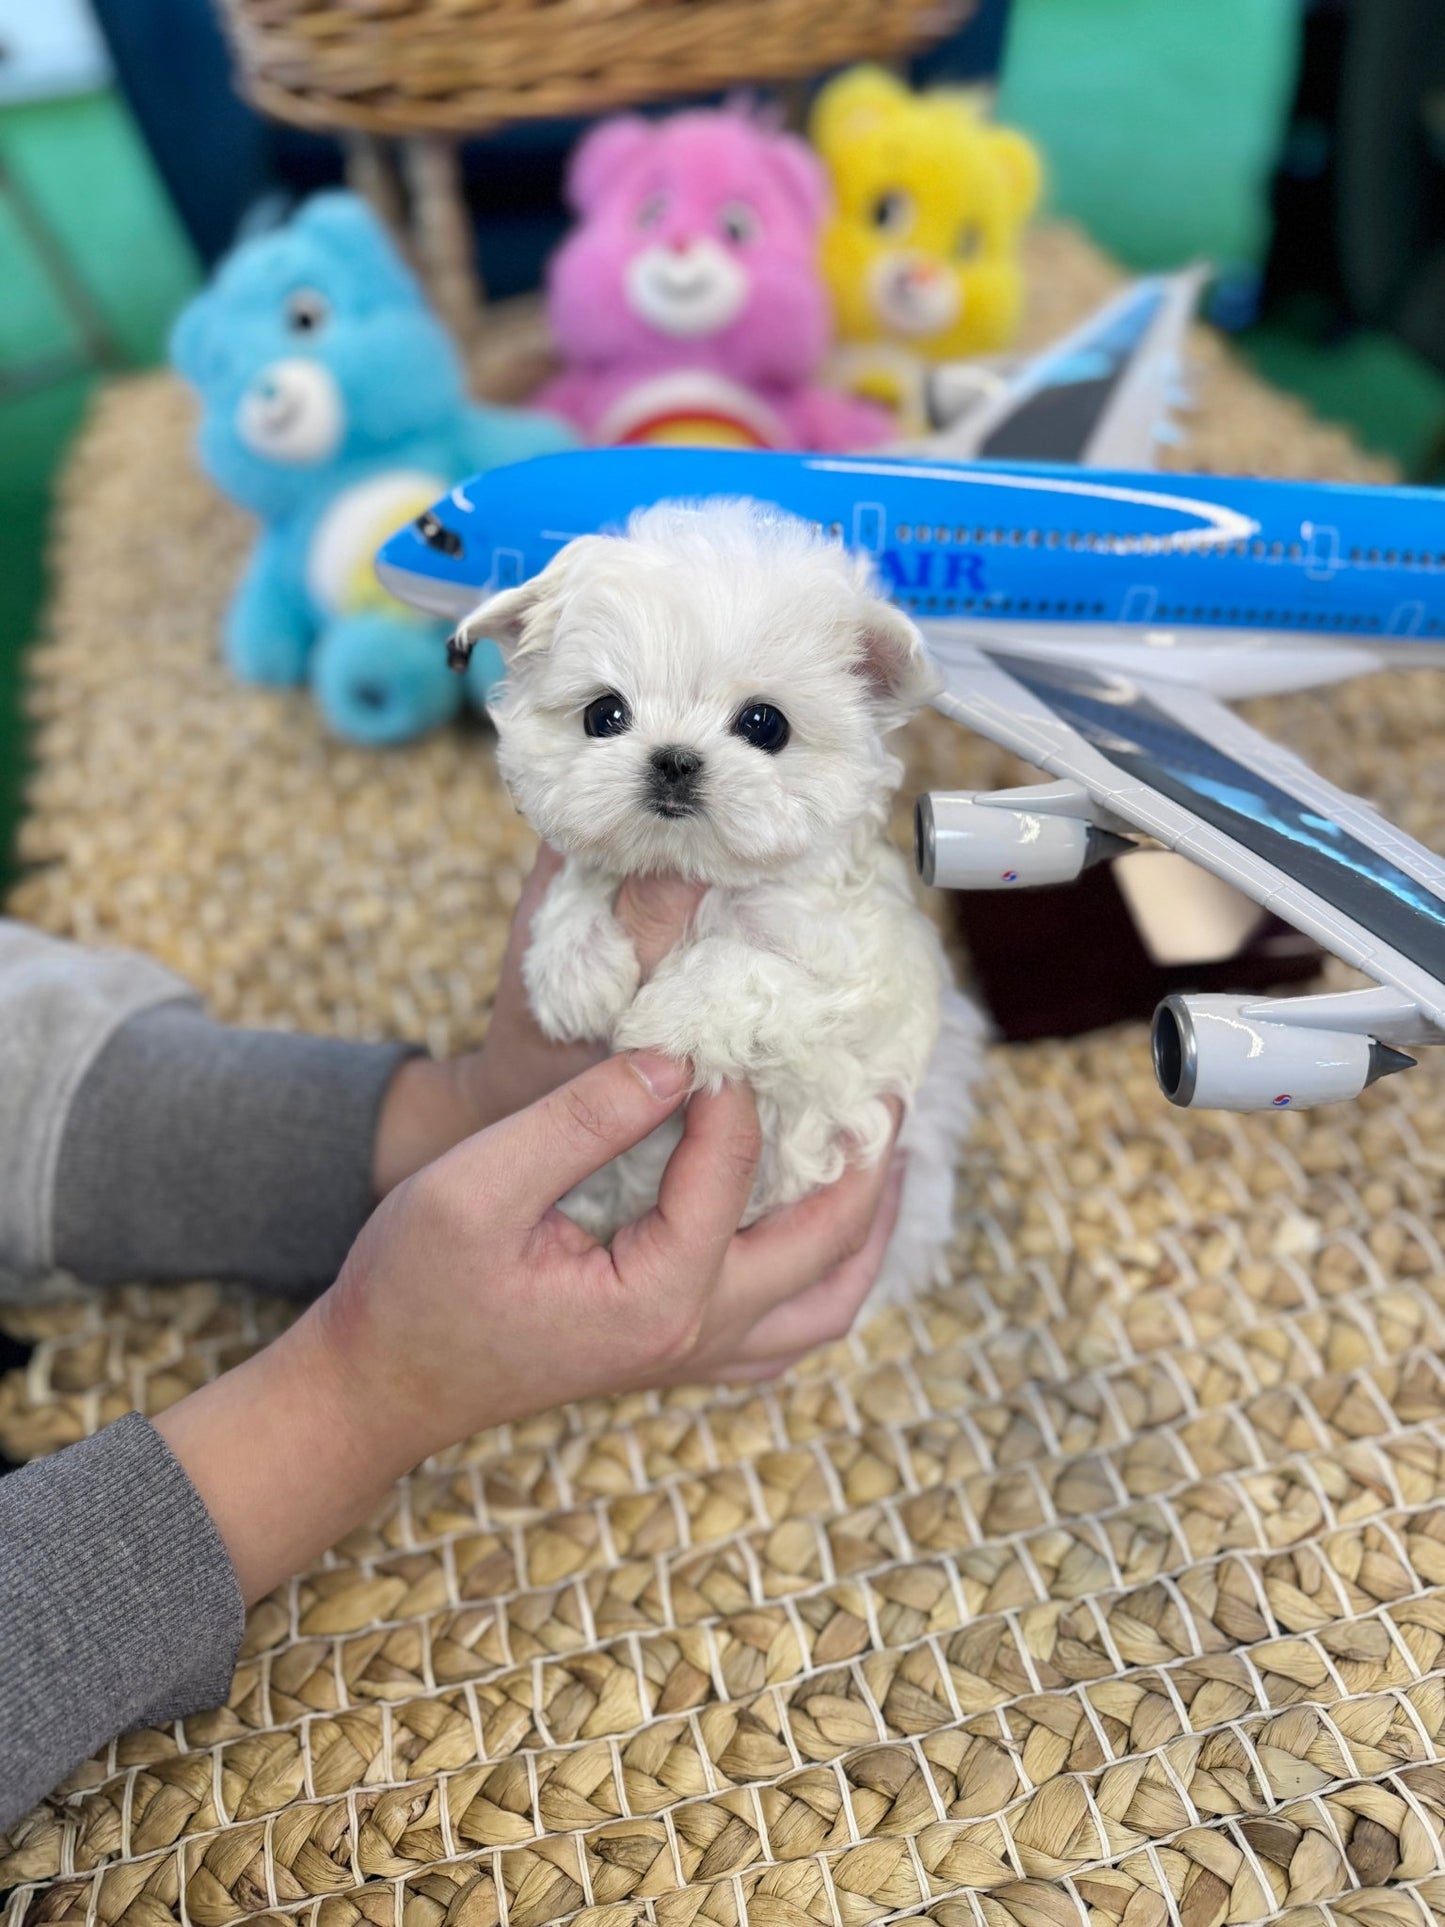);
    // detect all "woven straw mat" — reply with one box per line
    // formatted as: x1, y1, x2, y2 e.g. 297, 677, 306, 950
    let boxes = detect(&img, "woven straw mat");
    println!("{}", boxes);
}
5, 227, 1445, 1927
